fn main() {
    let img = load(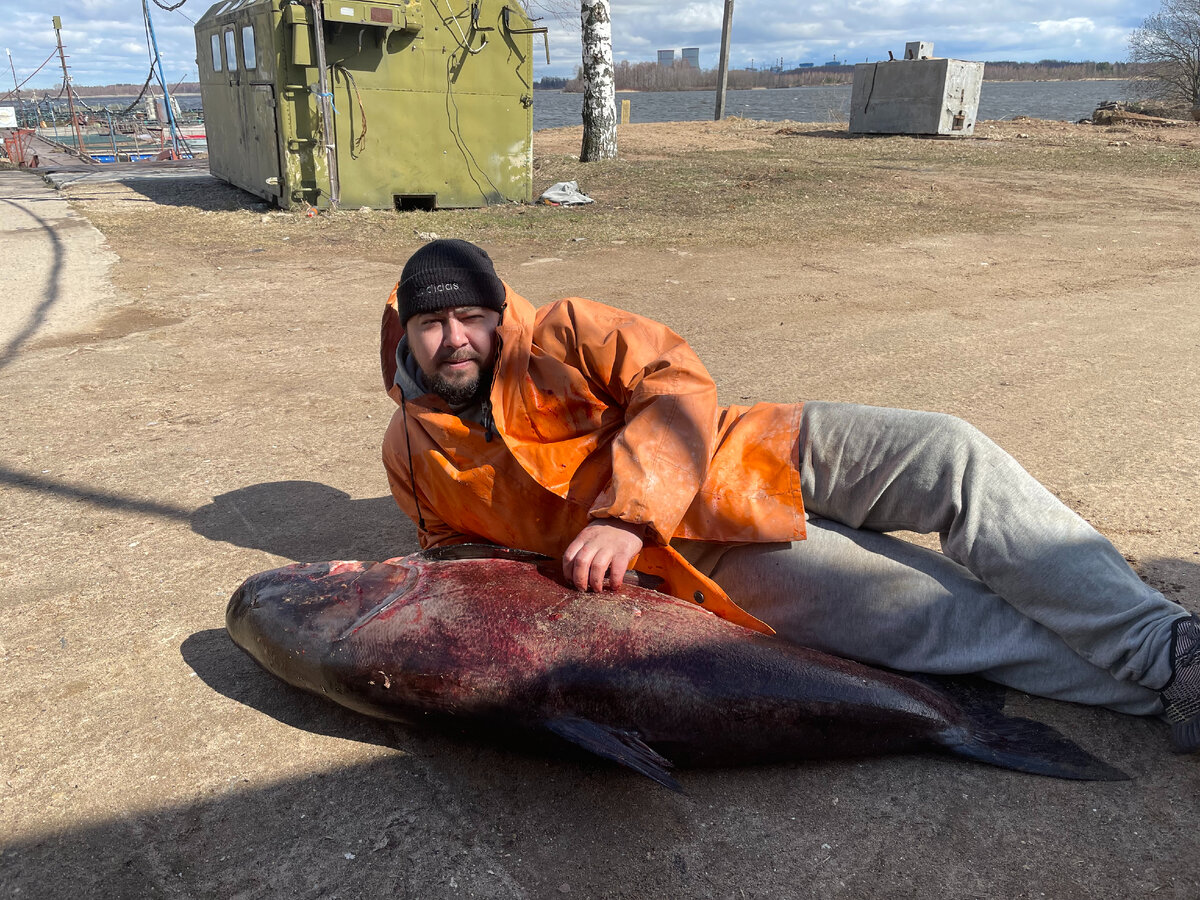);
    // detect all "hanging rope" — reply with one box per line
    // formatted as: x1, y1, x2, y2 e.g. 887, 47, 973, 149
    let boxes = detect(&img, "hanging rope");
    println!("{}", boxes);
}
116, 64, 159, 116
0, 49, 59, 102
67, 82, 101, 113
312, 89, 339, 115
